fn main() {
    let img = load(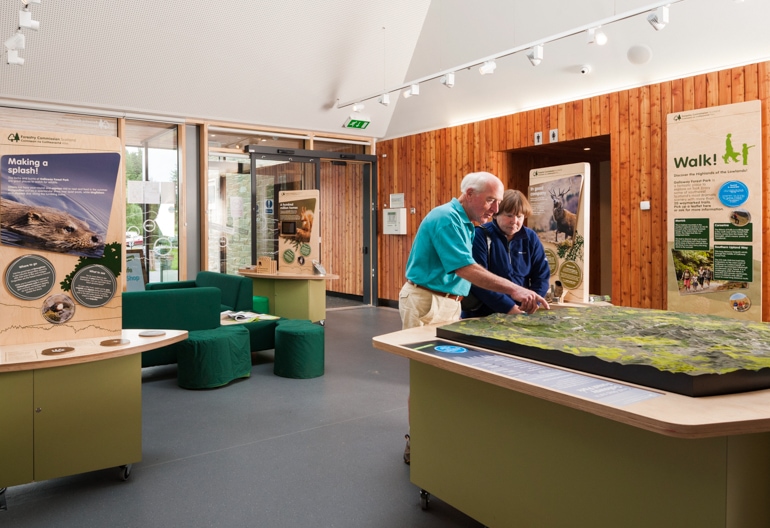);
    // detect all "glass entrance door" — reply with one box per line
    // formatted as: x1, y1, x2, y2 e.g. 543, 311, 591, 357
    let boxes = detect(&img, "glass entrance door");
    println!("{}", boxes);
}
243, 146, 377, 305
206, 154, 317, 274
